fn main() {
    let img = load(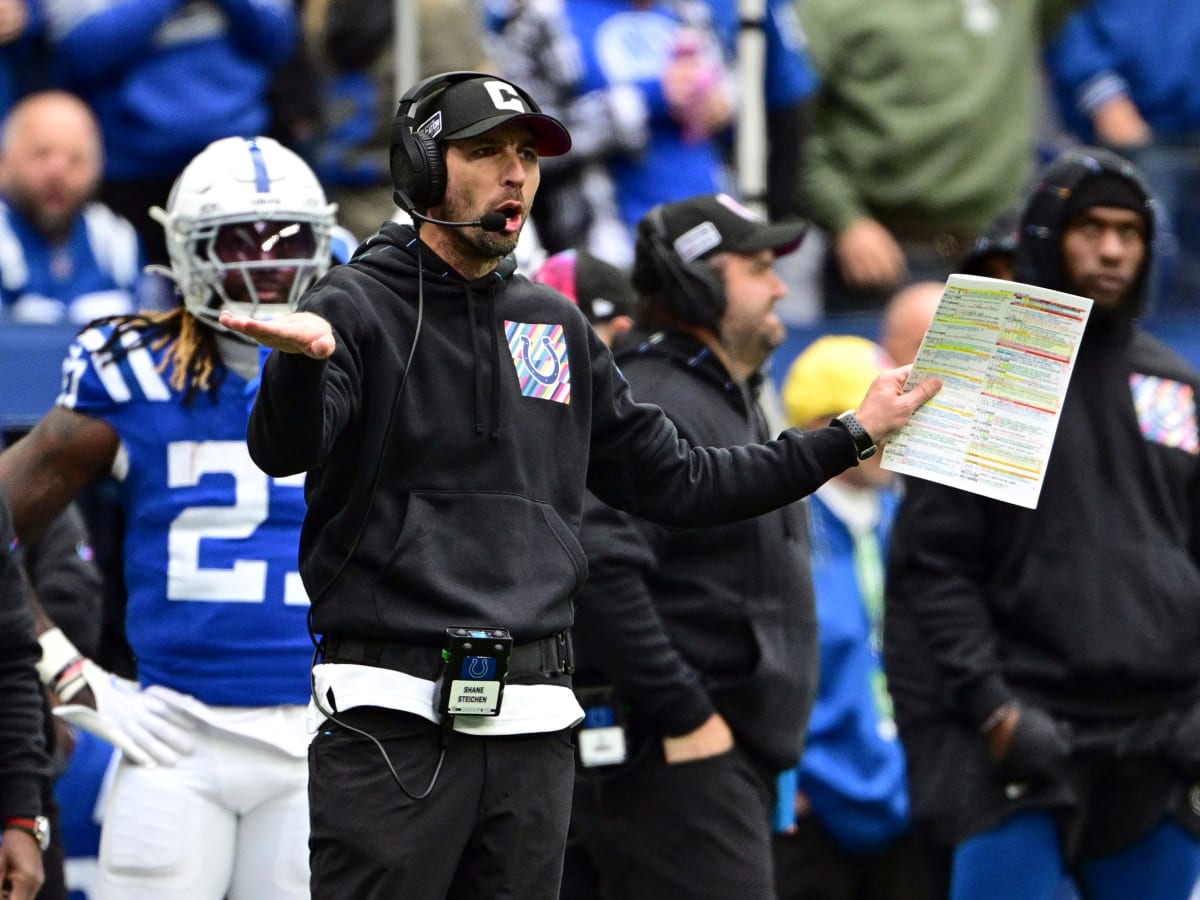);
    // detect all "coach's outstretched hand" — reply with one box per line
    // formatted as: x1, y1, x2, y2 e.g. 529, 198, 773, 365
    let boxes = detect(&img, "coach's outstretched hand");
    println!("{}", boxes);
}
852, 365, 942, 446
219, 310, 336, 359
